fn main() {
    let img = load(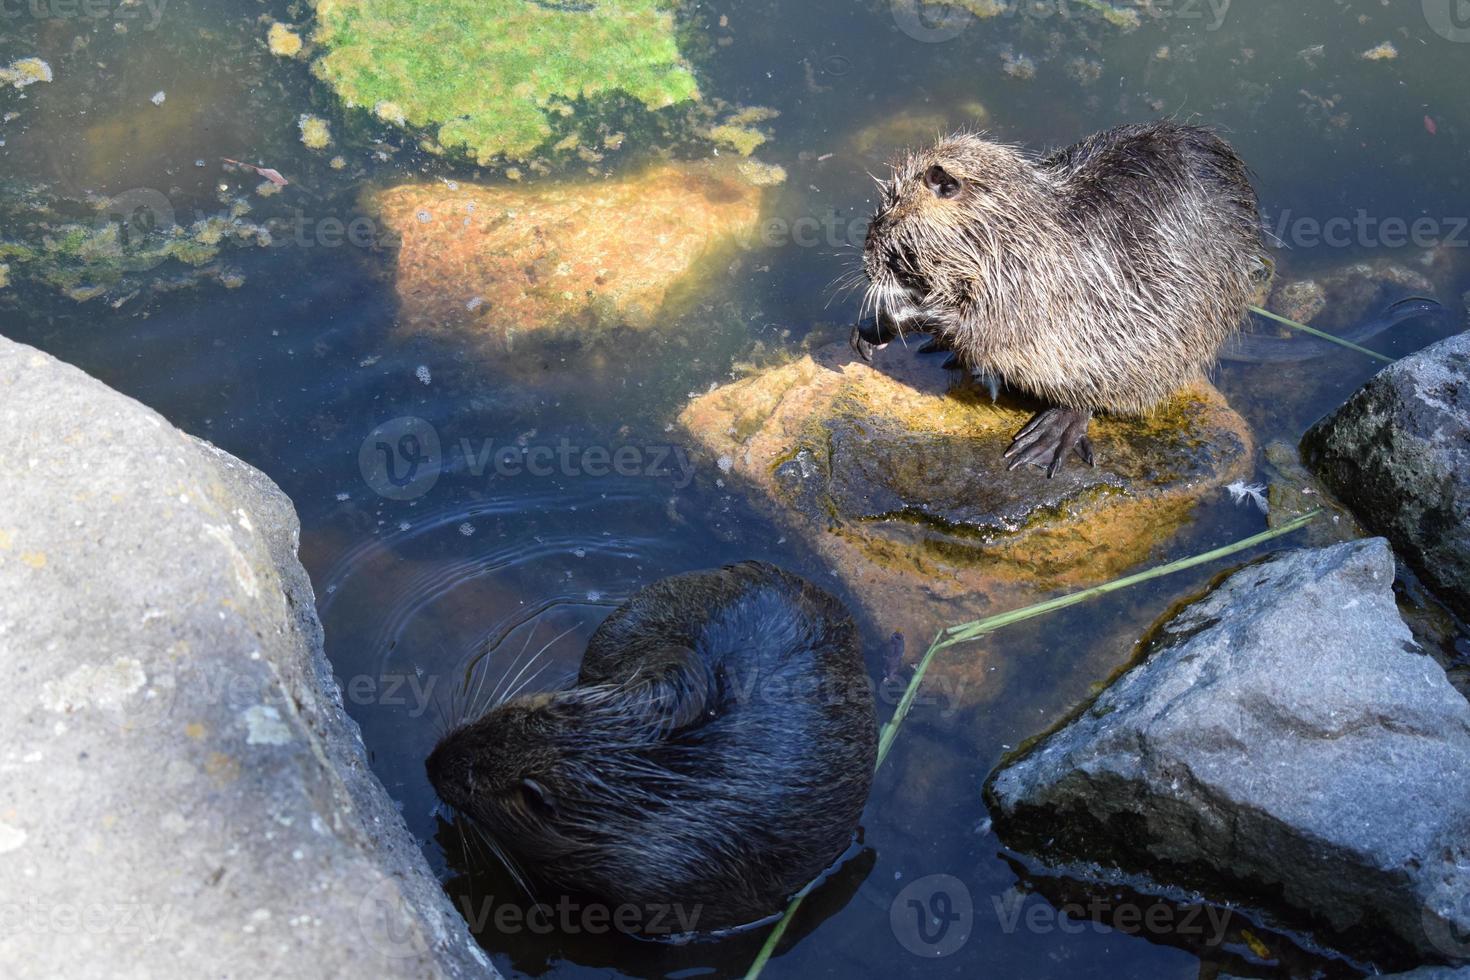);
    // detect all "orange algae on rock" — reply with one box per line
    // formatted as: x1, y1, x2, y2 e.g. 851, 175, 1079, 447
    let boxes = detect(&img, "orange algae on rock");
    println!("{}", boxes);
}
679, 342, 1255, 699
365, 159, 766, 346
